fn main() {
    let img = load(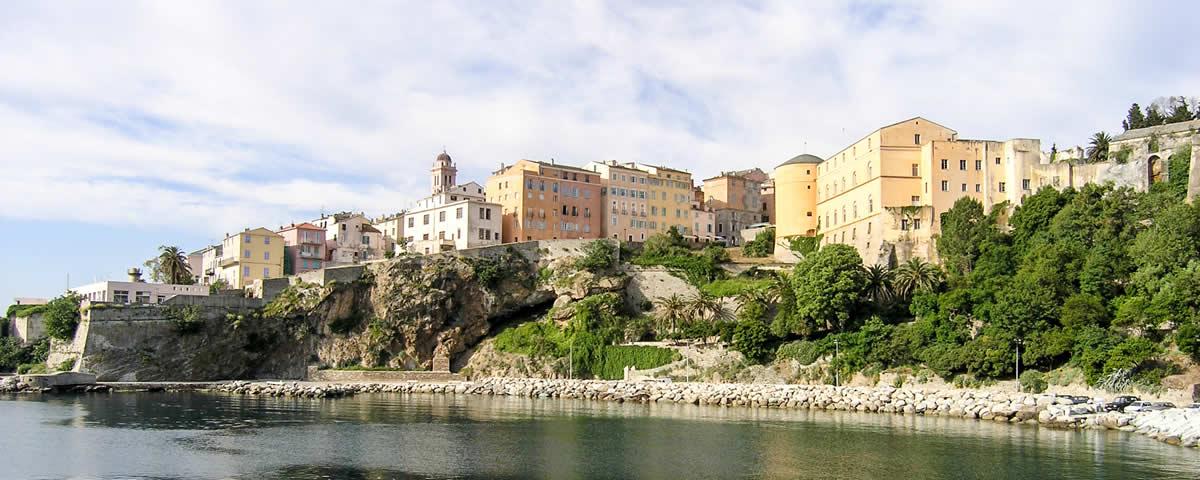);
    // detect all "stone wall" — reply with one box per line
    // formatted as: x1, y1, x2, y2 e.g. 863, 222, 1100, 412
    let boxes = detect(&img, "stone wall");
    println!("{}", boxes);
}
623, 266, 699, 312
9, 313, 44, 344
296, 265, 366, 286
